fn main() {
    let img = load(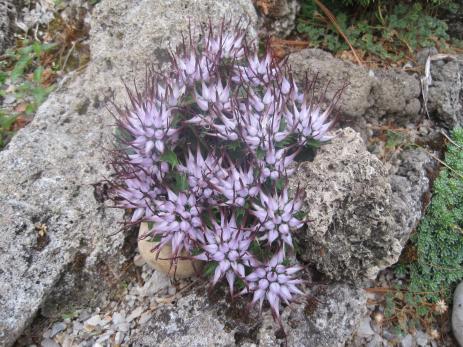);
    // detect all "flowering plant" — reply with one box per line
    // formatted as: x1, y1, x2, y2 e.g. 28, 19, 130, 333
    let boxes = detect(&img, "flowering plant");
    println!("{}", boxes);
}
108, 20, 340, 326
